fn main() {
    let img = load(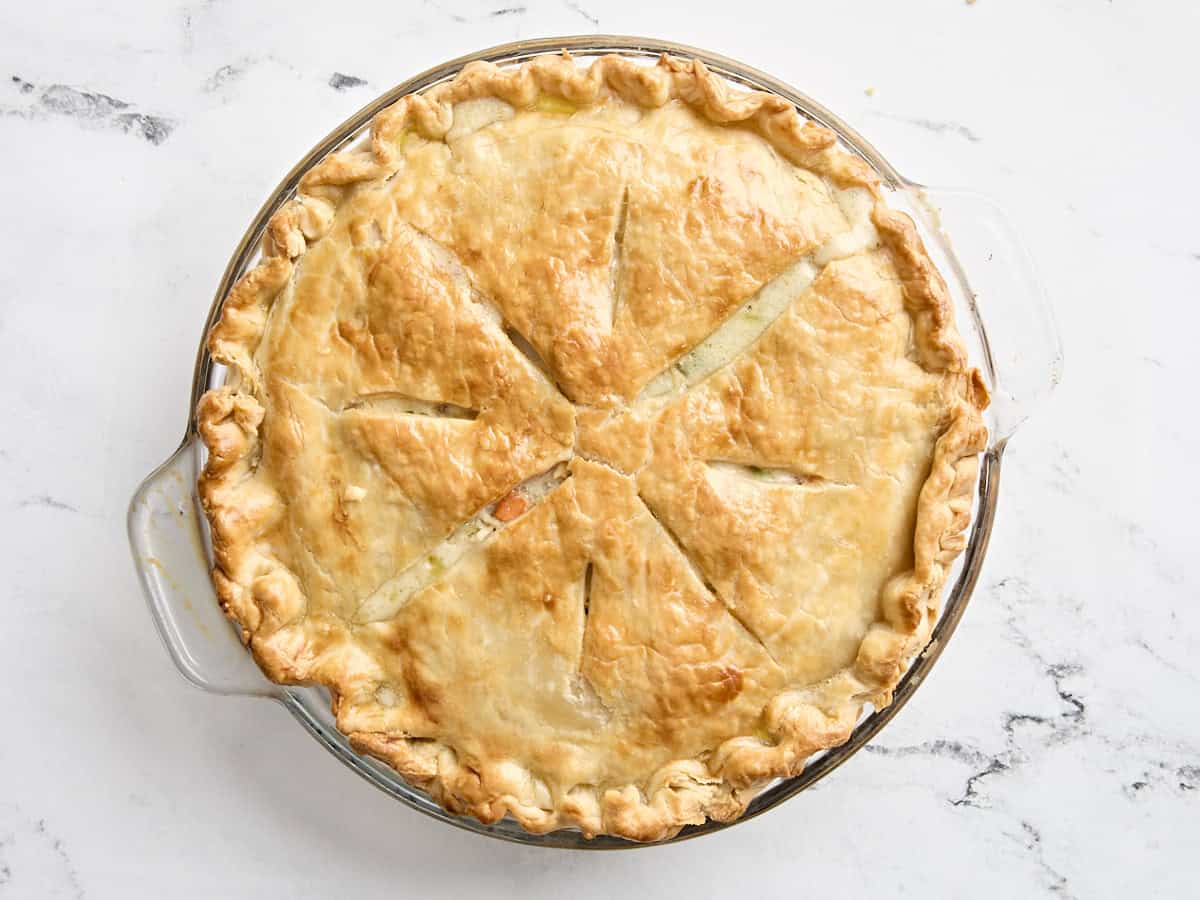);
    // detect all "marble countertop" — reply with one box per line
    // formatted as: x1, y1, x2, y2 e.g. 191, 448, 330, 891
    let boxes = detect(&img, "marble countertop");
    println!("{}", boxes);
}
1, 1, 1196, 896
